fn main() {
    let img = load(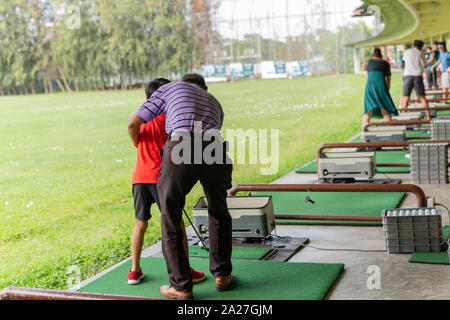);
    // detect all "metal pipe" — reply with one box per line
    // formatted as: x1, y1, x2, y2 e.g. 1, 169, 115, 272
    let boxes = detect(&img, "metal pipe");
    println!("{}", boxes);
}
398, 106, 450, 112
275, 214, 382, 222
363, 120, 430, 130
317, 141, 449, 160
0, 286, 162, 300
227, 183, 427, 209
411, 98, 450, 103
316, 141, 449, 180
